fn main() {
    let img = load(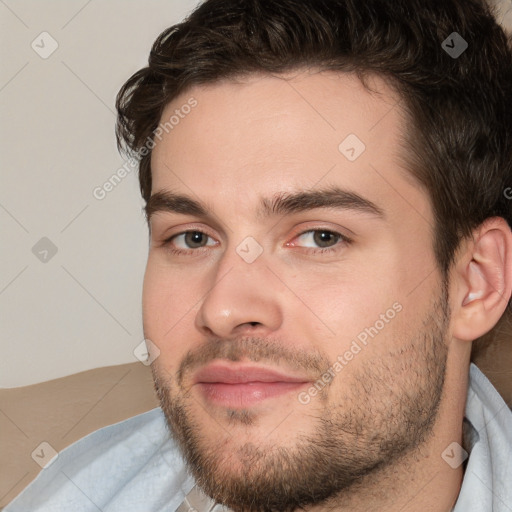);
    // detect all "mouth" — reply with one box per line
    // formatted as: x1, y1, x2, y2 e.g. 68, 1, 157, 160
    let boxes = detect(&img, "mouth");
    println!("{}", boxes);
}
192, 362, 311, 408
